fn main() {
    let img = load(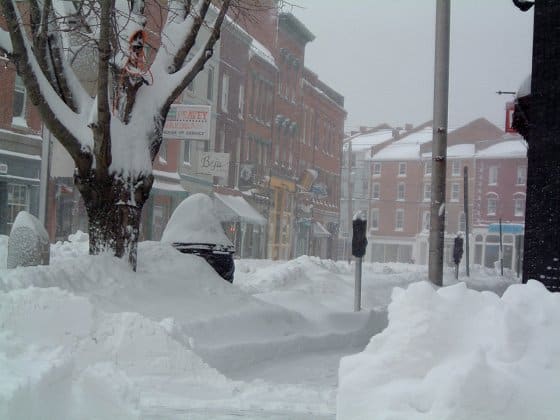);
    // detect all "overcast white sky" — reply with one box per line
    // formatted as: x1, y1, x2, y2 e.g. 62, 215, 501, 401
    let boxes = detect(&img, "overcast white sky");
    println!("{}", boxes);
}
290, 0, 534, 133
